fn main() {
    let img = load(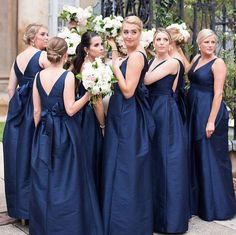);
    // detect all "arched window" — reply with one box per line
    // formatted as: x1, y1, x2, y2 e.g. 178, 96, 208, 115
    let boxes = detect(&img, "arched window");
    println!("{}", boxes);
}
48, 0, 80, 36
